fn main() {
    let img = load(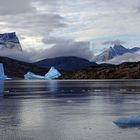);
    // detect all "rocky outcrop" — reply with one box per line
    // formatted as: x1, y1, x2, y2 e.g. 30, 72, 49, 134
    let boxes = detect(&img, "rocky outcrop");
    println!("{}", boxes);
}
61, 62, 140, 79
